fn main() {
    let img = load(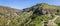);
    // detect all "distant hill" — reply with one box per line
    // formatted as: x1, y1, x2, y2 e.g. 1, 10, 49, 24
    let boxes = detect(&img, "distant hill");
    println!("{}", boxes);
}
0, 6, 22, 26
